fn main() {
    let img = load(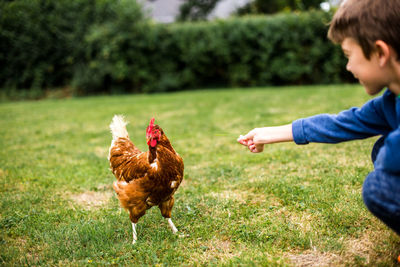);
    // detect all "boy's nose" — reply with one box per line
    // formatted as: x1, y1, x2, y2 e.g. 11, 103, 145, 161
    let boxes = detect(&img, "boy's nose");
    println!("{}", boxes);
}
346, 62, 351, 72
